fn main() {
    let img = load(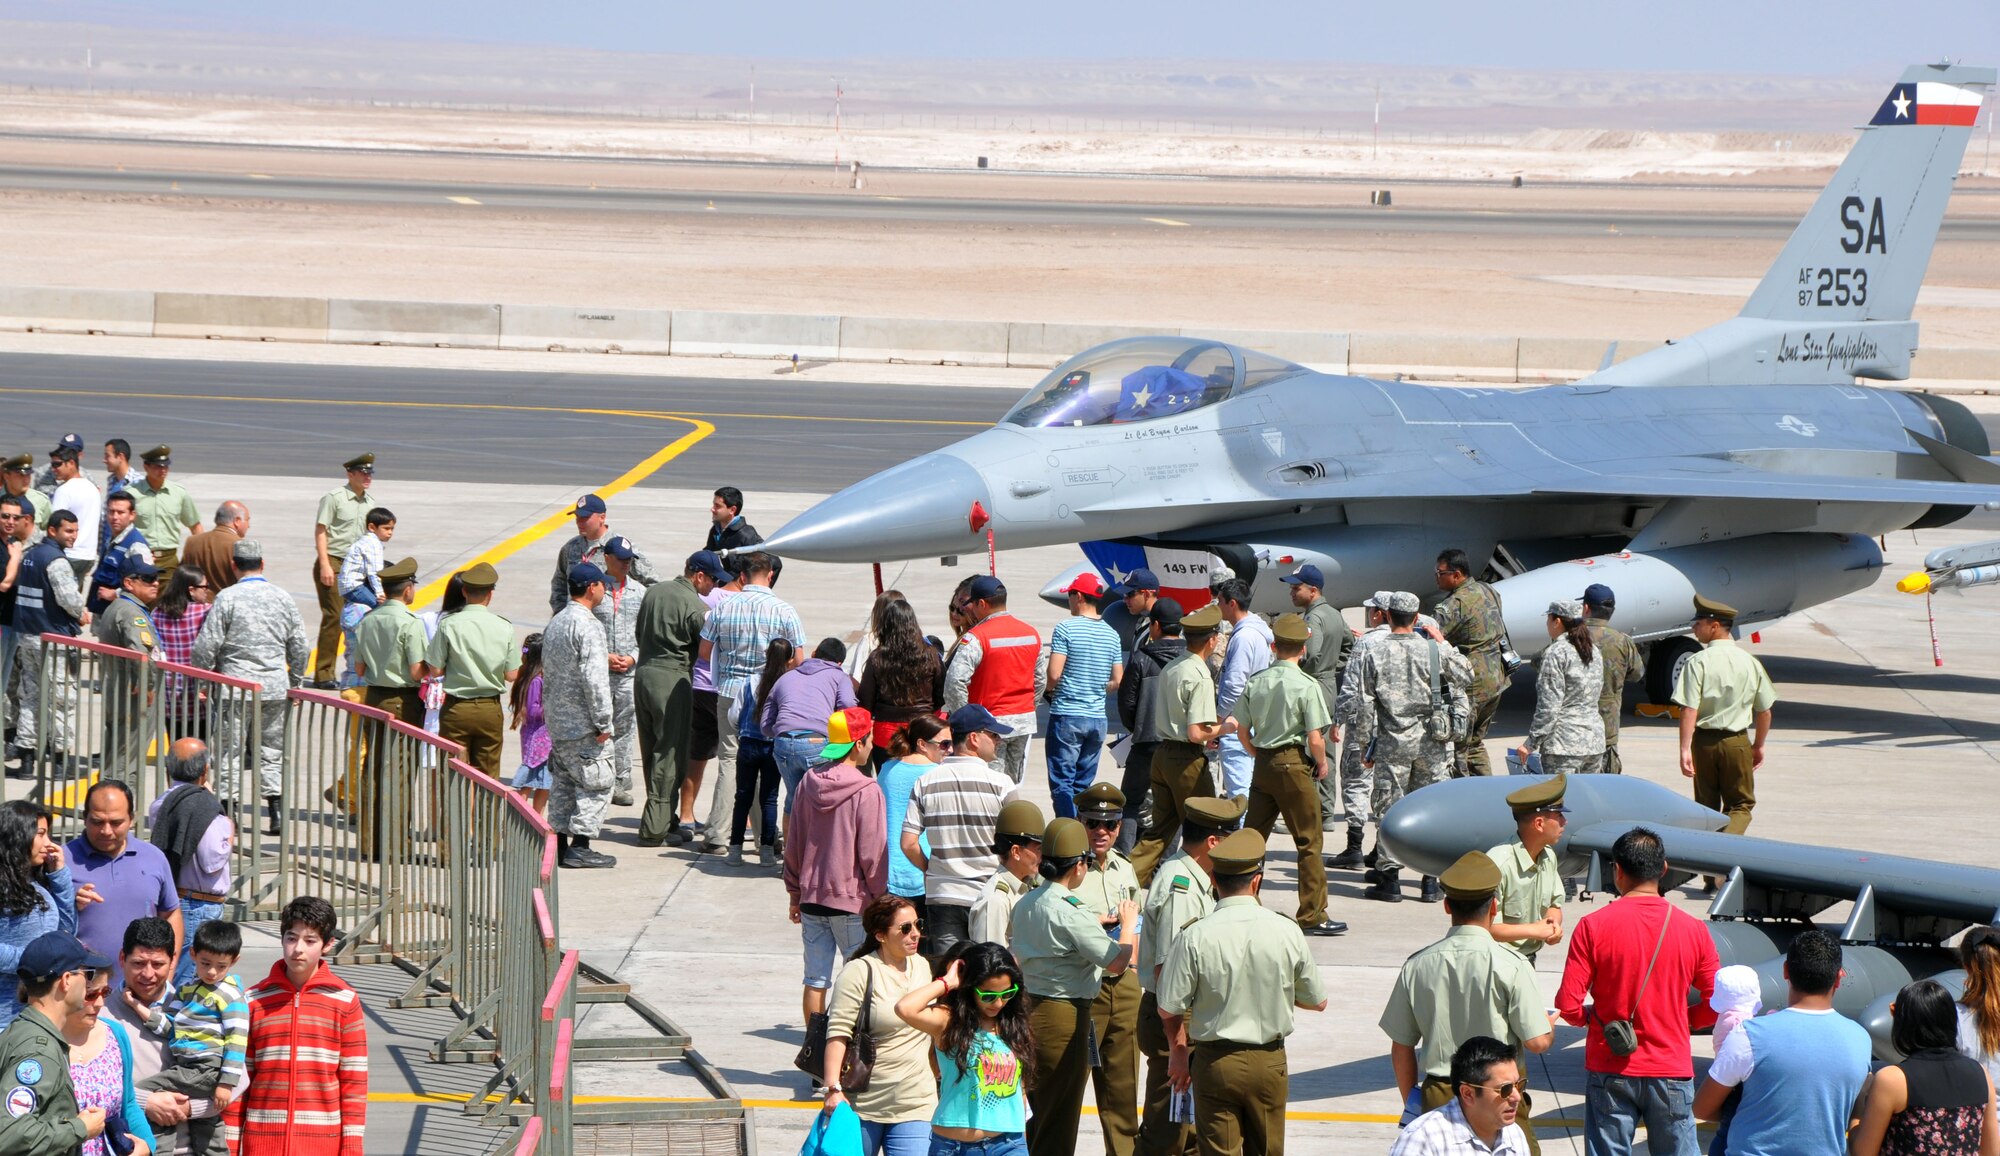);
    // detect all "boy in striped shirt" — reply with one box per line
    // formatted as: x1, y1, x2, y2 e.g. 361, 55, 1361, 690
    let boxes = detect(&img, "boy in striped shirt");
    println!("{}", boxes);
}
126, 919, 249, 1155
